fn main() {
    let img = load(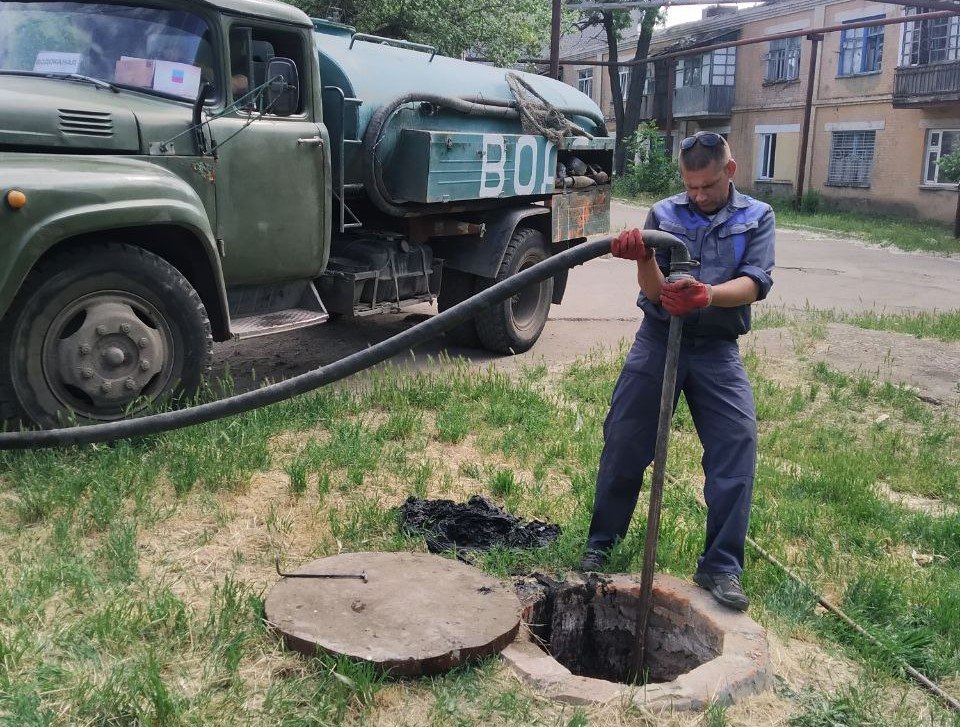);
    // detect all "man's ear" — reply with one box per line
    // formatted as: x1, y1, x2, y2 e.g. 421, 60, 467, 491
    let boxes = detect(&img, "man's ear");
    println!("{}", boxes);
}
726, 157, 737, 179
